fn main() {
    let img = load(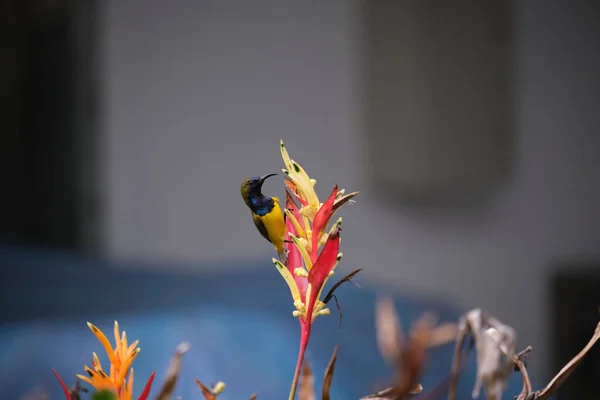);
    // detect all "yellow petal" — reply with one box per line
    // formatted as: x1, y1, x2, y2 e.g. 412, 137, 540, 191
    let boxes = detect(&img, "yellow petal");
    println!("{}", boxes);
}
299, 205, 316, 220
289, 159, 314, 185
280, 140, 293, 171
284, 209, 306, 239
273, 258, 301, 302
312, 300, 326, 314
289, 234, 313, 271
87, 322, 117, 365
302, 215, 311, 235
279, 141, 319, 210
312, 307, 330, 322
213, 382, 226, 394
